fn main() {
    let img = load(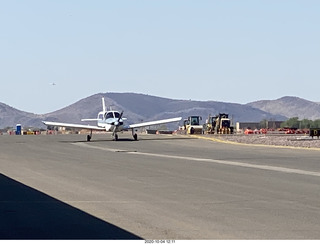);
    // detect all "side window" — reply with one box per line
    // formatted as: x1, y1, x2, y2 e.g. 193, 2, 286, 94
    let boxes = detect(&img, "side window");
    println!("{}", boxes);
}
97, 113, 104, 120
